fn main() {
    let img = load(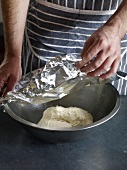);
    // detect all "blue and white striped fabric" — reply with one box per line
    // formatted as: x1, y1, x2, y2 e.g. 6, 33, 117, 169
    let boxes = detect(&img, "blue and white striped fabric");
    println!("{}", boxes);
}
22, 0, 127, 95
